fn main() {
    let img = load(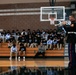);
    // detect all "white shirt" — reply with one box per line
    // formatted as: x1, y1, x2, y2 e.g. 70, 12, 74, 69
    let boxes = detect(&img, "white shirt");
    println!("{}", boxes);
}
53, 40, 57, 44
47, 39, 53, 44
0, 35, 2, 38
0, 35, 5, 39
11, 46, 17, 52
21, 31, 27, 35
5, 34, 10, 40
41, 33, 48, 40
